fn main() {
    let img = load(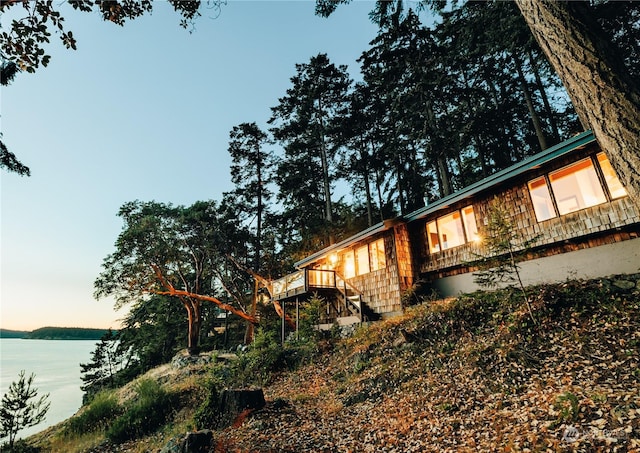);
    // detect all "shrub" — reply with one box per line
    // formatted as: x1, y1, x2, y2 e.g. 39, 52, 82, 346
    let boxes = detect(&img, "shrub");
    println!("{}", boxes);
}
106, 379, 175, 443
193, 380, 219, 429
64, 390, 121, 435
